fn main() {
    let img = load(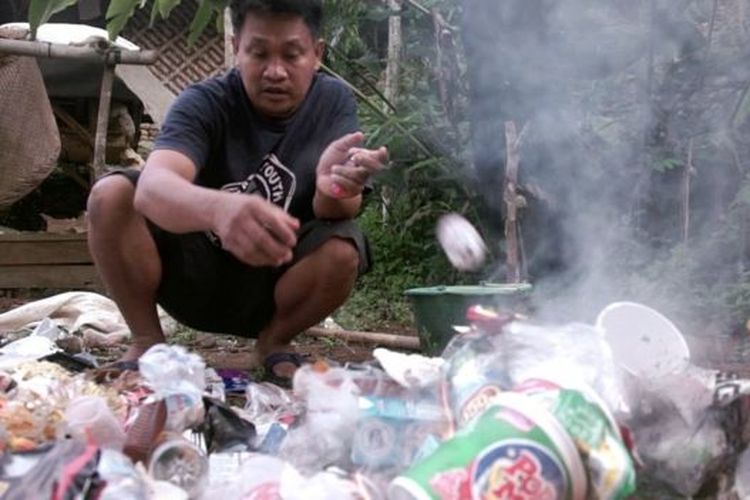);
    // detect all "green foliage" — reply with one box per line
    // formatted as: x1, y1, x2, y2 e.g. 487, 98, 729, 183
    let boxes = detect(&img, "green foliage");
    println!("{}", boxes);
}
324, 0, 479, 330
105, 0, 146, 41
187, 0, 220, 45
28, 0, 78, 39
653, 156, 683, 173
154, 0, 182, 20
